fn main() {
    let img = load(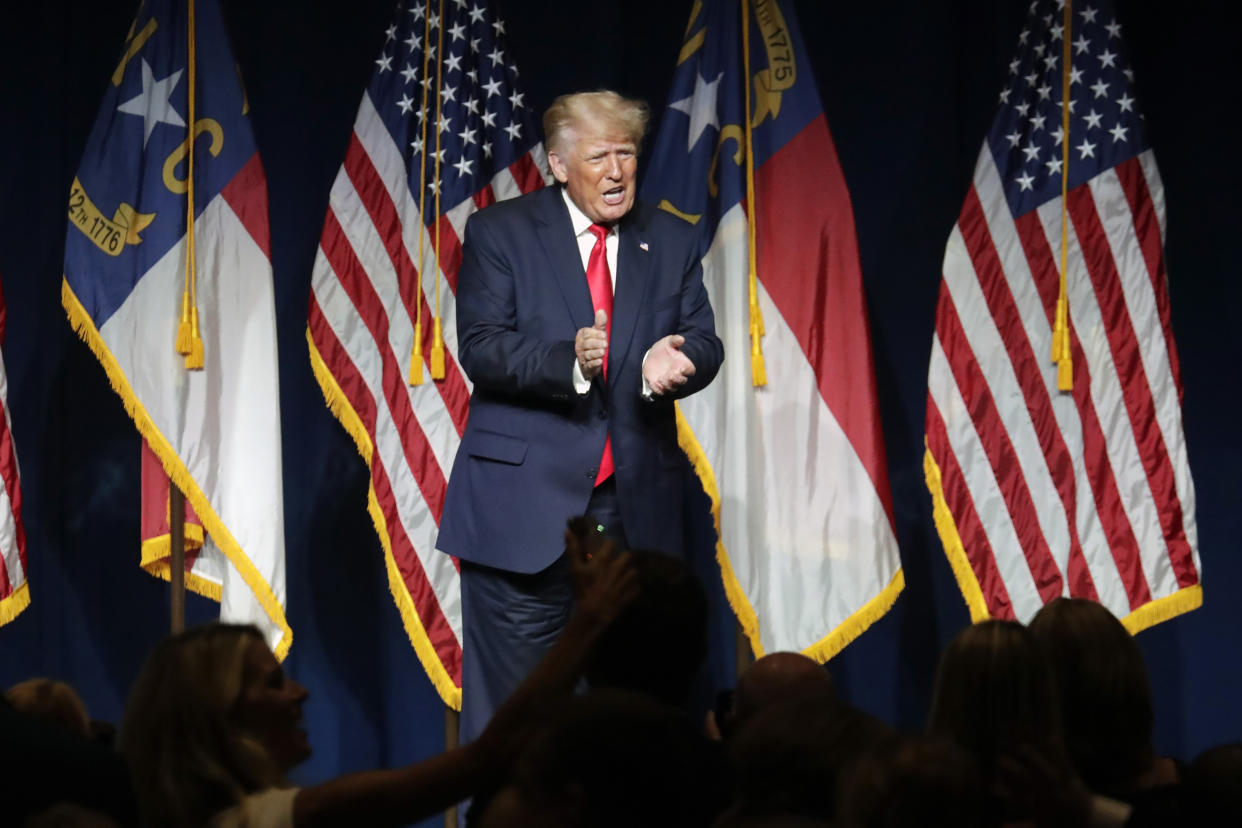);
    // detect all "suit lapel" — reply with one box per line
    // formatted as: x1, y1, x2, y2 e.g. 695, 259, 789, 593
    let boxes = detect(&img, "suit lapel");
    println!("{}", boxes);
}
534, 188, 594, 328
609, 207, 652, 377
